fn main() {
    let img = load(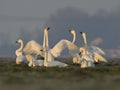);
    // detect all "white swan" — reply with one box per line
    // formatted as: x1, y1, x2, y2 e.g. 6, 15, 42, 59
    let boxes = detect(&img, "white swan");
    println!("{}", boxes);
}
15, 40, 28, 64
69, 29, 81, 64
15, 39, 43, 66
40, 27, 68, 67
80, 32, 107, 63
